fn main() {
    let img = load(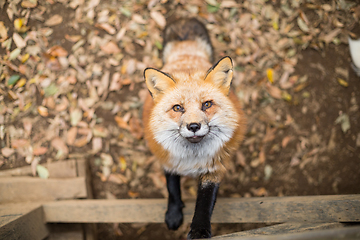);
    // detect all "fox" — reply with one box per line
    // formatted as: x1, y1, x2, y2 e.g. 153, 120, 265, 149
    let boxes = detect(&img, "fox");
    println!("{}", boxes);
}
142, 18, 246, 239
